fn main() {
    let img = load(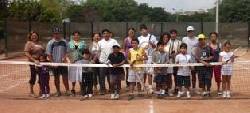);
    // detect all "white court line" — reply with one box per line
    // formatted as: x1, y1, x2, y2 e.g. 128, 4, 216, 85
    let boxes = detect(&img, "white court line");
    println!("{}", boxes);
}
149, 100, 154, 113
